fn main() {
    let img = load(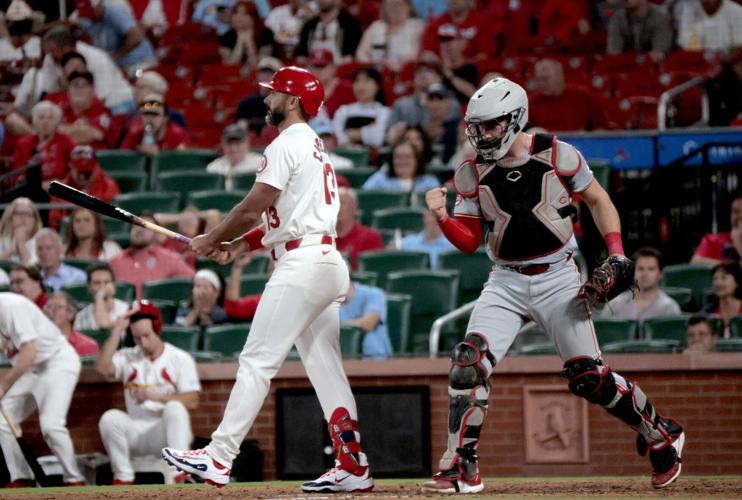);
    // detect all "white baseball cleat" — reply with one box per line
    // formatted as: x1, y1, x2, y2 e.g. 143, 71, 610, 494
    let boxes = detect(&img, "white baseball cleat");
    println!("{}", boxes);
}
301, 462, 374, 493
162, 447, 231, 488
